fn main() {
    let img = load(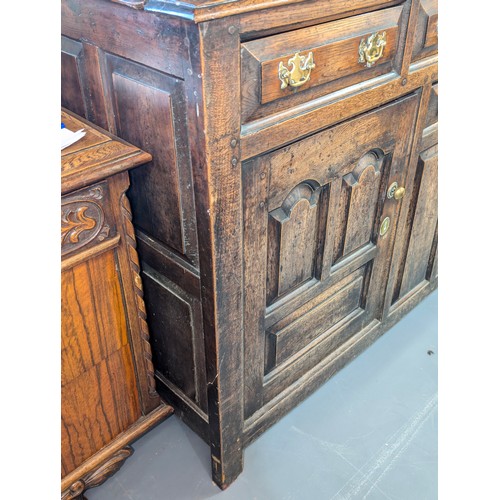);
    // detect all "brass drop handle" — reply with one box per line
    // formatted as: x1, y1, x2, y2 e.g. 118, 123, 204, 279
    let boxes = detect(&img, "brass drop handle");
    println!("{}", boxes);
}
278, 52, 315, 89
359, 31, 387, 67
387, 182, 406, 201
